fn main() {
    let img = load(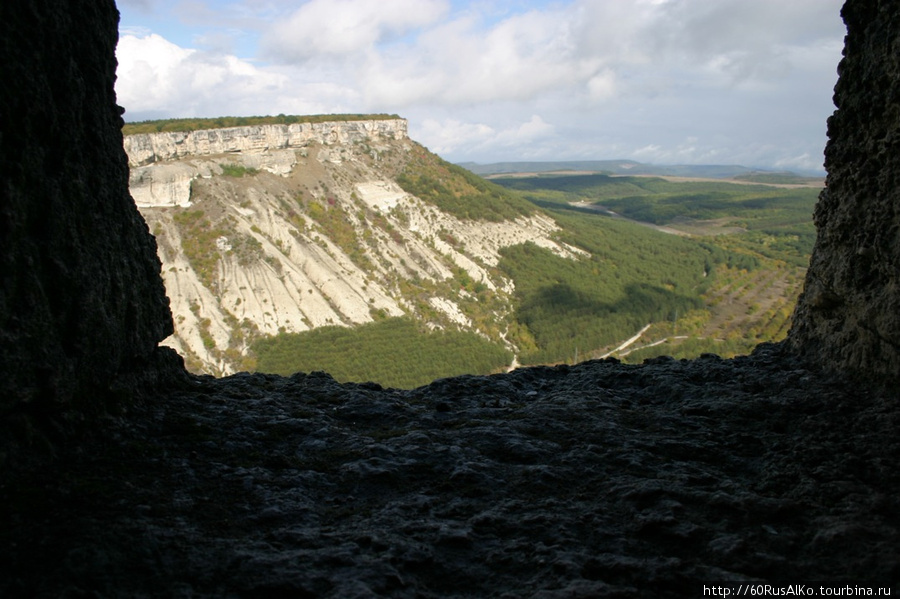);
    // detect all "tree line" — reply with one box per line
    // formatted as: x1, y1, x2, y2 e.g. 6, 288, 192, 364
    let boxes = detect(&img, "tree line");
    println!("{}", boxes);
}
123, 113, 403, 135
